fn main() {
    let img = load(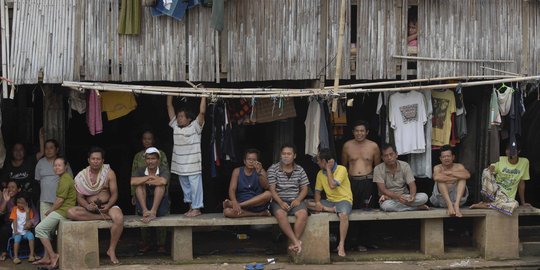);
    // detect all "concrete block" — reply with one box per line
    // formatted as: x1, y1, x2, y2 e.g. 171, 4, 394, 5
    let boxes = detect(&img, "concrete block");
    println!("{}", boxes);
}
473, 212, 519, 259
420, 218, 444, 256
520, 242, 540, 257
172, 227, 193, 261
58, 221, 100, 269
292, 214, 330, 264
